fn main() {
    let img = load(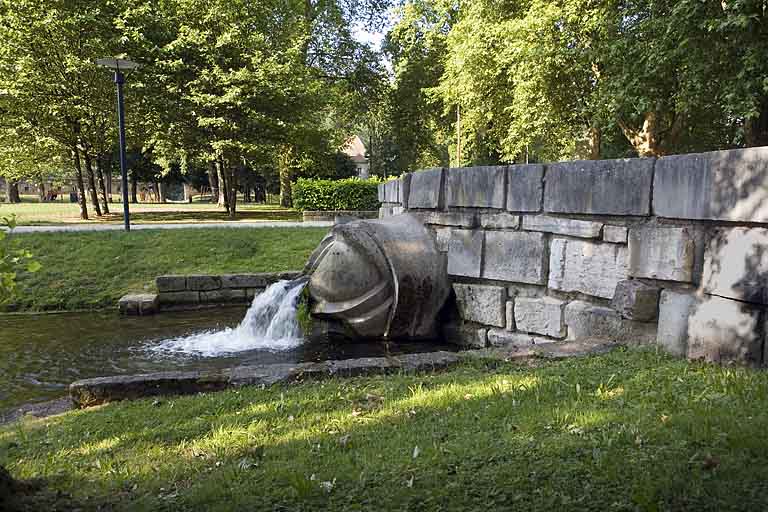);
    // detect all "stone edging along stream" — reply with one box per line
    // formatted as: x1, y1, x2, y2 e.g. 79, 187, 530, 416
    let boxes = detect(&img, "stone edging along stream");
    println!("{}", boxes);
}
67, 341, 615, 409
